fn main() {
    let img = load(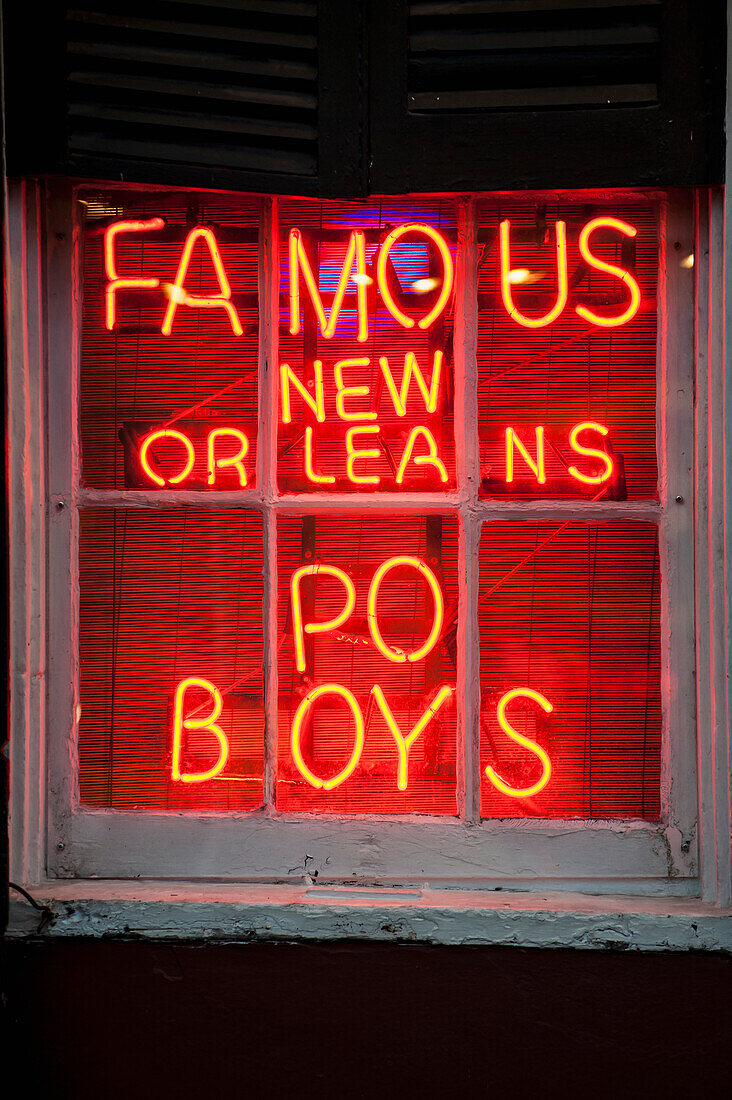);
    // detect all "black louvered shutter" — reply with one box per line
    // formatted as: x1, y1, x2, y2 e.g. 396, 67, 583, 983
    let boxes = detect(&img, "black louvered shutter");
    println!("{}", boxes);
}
2, 0, 365, 197
369, 0, 725, 192
1, 1, 725, 195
